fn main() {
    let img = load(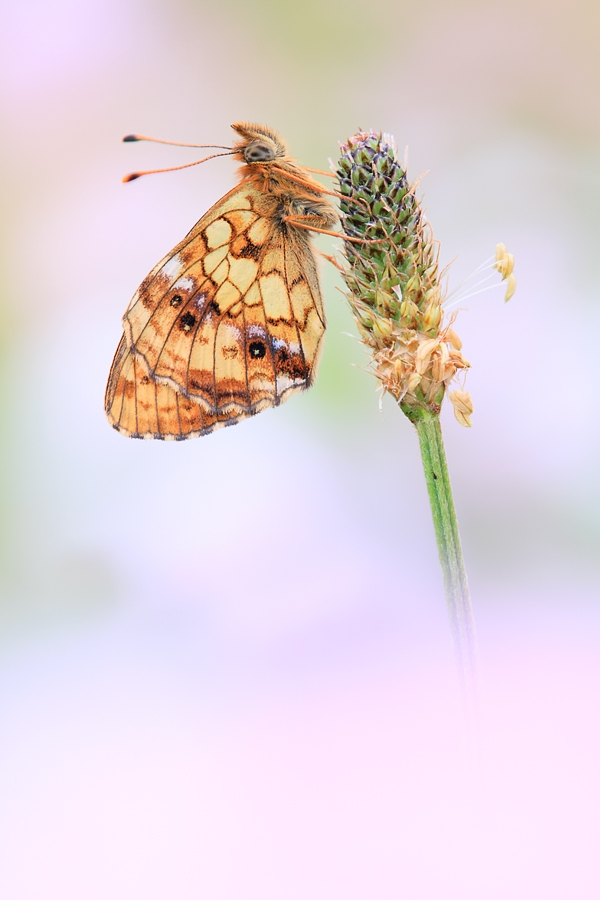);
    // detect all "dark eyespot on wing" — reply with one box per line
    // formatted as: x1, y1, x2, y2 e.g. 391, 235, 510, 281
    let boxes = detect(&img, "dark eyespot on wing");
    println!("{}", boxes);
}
179, 311, 197, 332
